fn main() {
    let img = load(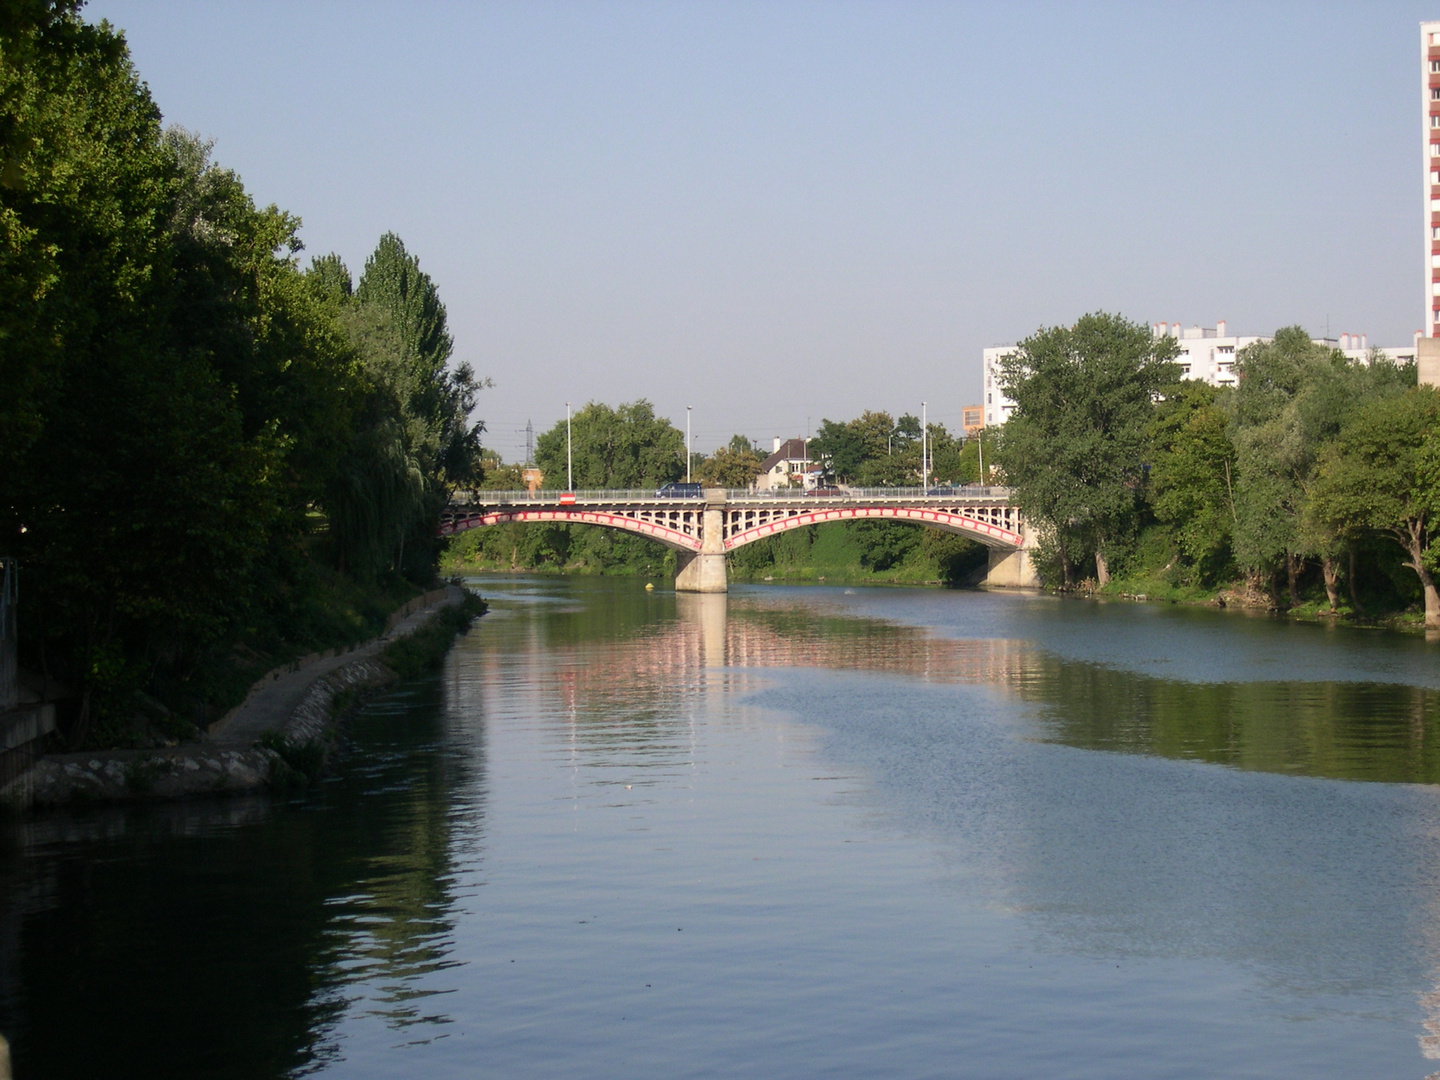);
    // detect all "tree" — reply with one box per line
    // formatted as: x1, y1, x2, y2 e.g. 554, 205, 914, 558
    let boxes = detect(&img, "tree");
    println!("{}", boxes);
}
1146, 381, 1236, 586
697, 446, 764, 488
314, 235, 486, 579
727, 434, 758, 455
809, 418, 870, 482
533, 400, 684, 489
0, 9, 173, 474
810, 411, 944, 487
1226, 328, 1411, 605
1309, 389, 1440, 628
0, 15, 374, 739
995, 312, 1181, 585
